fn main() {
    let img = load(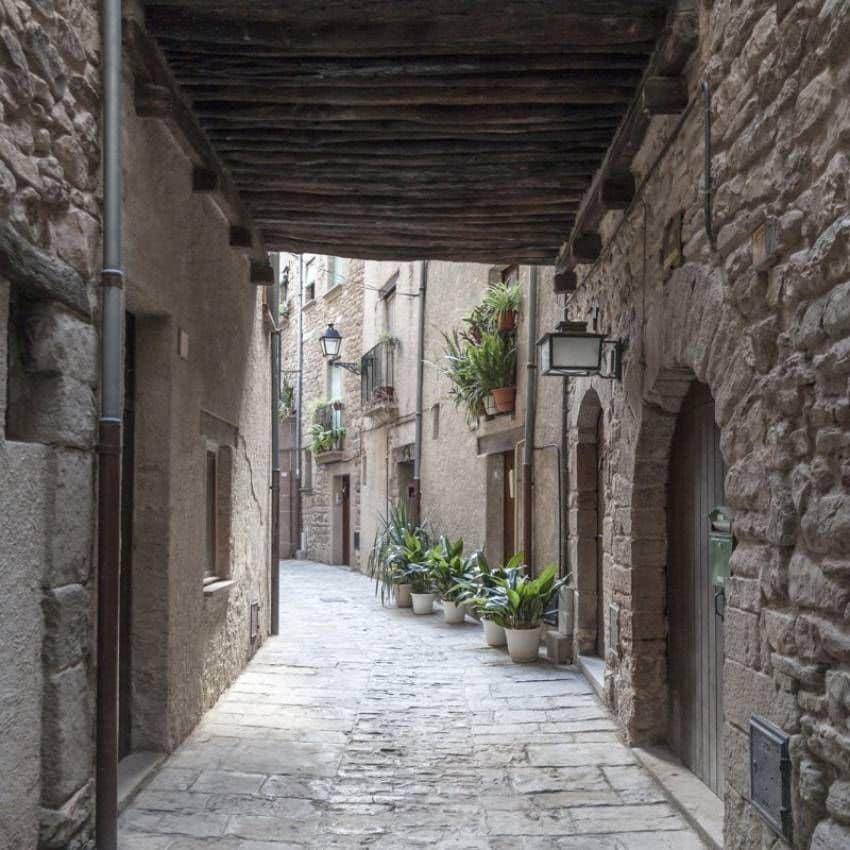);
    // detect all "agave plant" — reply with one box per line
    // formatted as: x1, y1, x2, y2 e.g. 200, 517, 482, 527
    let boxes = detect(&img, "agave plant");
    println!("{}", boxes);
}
397, 559, 435, 594
457, 551, 524, 620
440, 328, 489, 424
367, 502, 431, 605
466, 331, 517, 394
